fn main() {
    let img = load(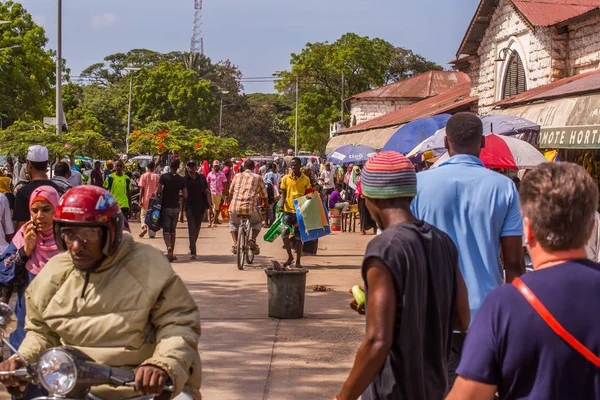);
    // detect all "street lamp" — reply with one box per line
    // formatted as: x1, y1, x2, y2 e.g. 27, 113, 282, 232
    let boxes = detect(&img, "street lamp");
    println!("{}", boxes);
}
124, 67, 141, 155
56, 0, 62, 134
219, 90, 229, 136
273, 71, 298, 155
